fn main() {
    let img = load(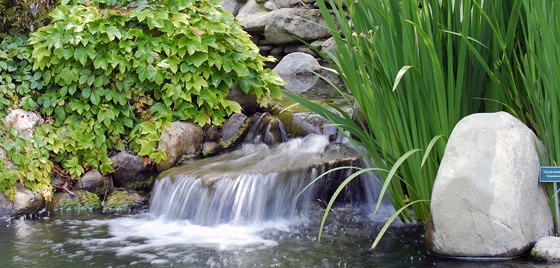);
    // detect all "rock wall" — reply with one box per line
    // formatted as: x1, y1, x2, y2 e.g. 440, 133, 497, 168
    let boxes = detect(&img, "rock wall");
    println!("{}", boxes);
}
224, 0, 343, 97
